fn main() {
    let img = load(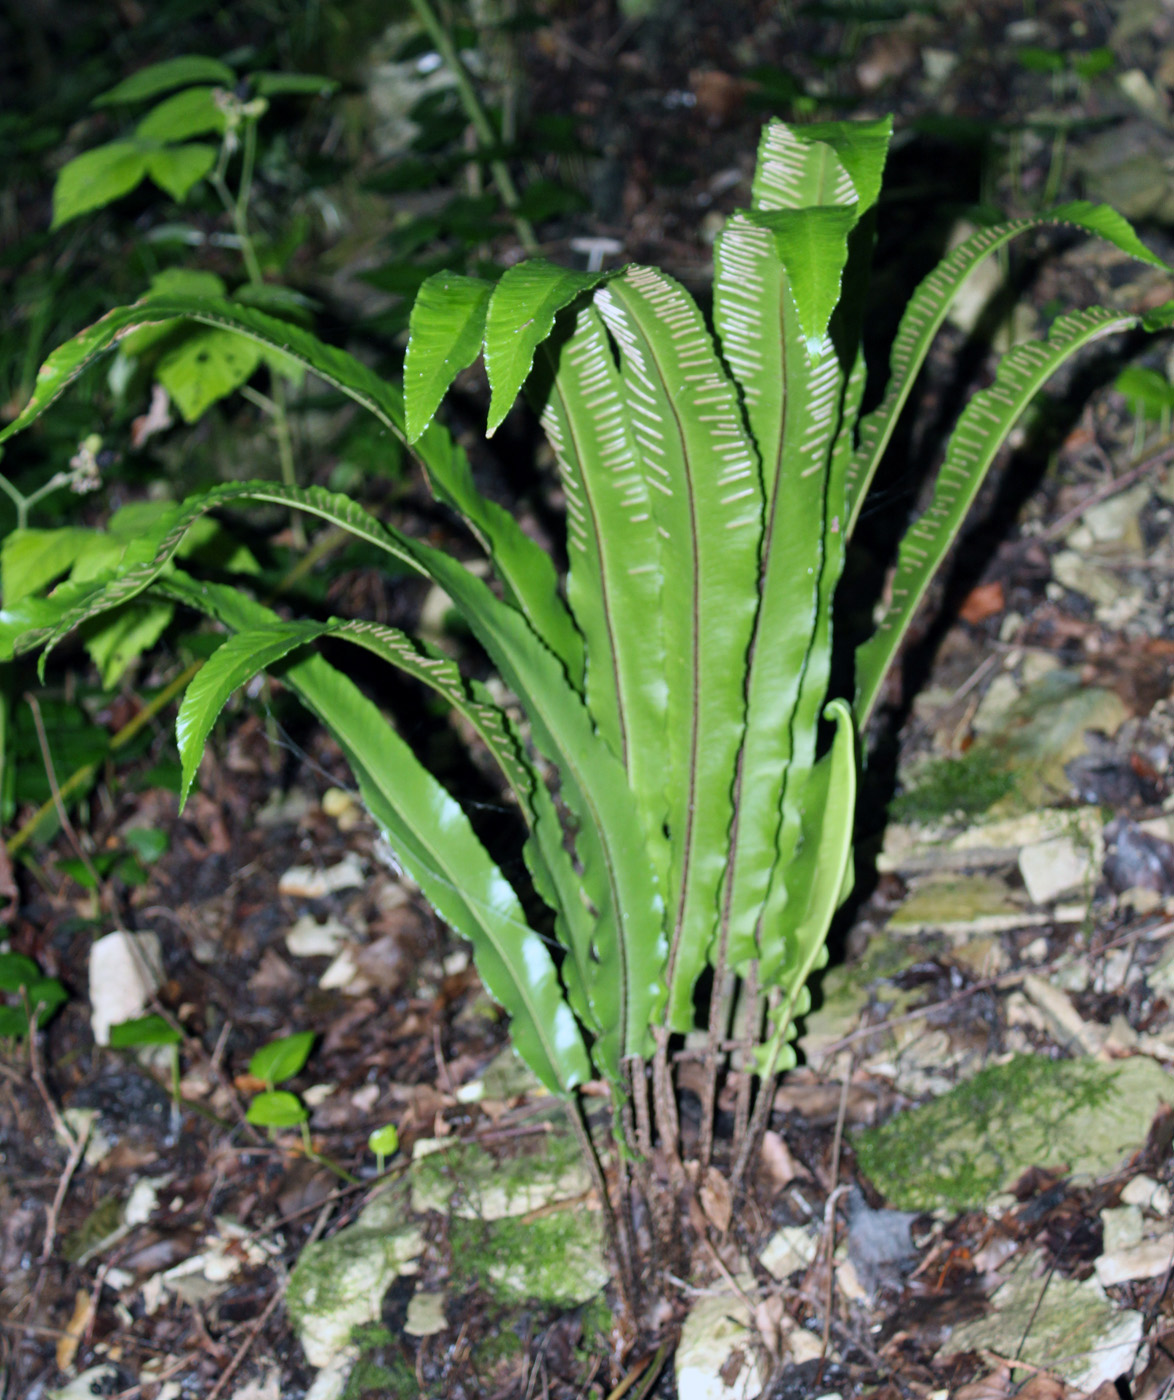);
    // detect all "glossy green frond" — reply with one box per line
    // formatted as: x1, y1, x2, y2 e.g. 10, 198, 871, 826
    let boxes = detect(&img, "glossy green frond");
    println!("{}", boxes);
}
847, 203, 1173, 533
596, 265, 762, 1029
483, 259, 616, 434
855, 305, 1140, 725
531, 306, 670, 880
159, 573, 591, 1097
404, 273, 493, 441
